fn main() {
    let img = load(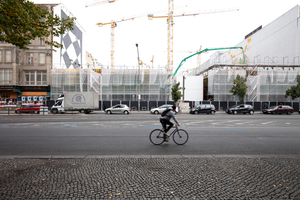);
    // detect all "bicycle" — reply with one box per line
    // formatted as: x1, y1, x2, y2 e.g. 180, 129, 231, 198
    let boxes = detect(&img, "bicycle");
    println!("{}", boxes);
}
149, 124, 189, 145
